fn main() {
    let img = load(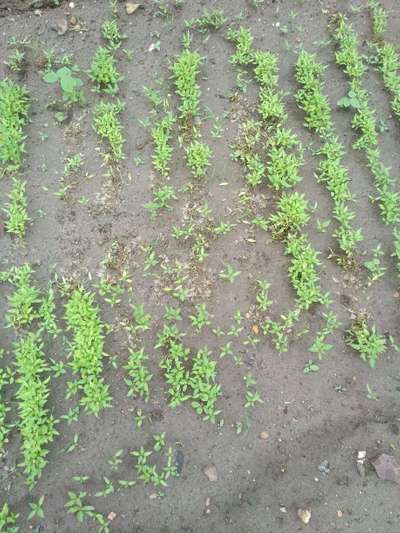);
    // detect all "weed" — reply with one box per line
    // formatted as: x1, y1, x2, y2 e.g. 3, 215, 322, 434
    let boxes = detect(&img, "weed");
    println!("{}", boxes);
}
164, 305, 182, 322
4, 179, 29, 240
88, 47, 122, 94
0, 79, 29, 174
346, 317, 386, 368
309, 311, 340, 359
94, 100, 125, 161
